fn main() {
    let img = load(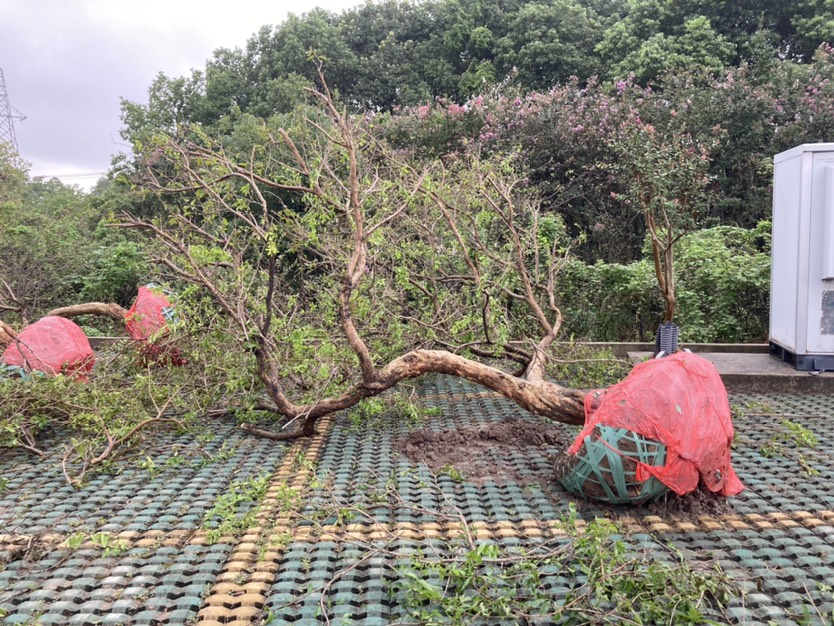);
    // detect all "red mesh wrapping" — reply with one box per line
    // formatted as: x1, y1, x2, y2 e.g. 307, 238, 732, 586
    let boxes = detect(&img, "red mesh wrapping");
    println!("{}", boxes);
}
1, 316, 95, 381
124, 286, 186, 366
570, 352, 744, 497
125, 285, 173, 342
